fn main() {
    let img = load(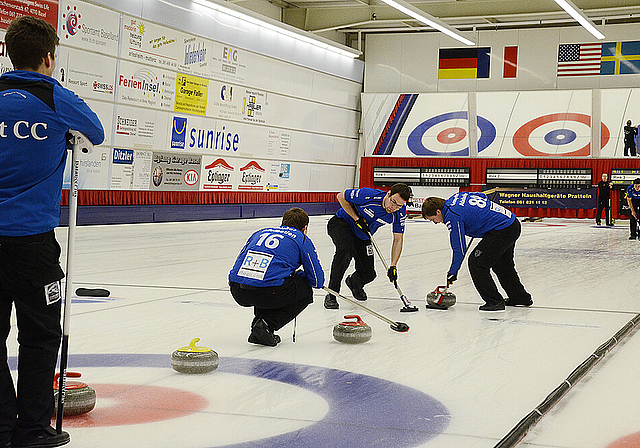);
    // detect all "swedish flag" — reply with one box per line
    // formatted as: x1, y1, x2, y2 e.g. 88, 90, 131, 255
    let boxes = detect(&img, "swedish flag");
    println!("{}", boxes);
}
601, 41, 640, 75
